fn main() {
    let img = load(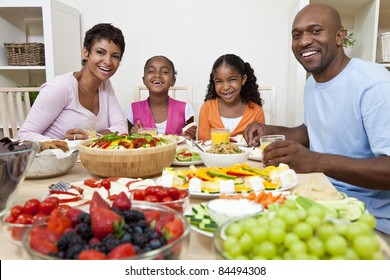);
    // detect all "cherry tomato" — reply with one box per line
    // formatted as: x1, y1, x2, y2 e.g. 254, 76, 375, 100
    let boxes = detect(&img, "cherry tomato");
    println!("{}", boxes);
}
167, 187, 180, 200
39, 200, 57, 215
16, 213, 34, 224
43, 197, 60, 208
144, 195, 159, 203
10, 205, 23, 217
133, 190, 145, 200
5, 215, 16, 223
178, 189, 189, 199
145, 186, 163, 197
23, 199, 41, 215
101, 179, 111, 190
156, 189, 169, 201
31, 212, 48, 224
161, 196, 173, 202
